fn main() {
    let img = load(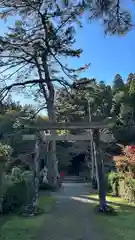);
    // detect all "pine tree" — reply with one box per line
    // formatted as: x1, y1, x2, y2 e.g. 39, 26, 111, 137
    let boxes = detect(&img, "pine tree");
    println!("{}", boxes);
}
85, 0, 132, 35
0, 0, 89, 188
127, 73, 135, 85
112, 74, 124, 93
